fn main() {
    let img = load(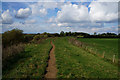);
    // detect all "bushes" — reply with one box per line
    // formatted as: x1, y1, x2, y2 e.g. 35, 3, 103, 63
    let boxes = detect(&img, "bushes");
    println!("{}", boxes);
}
2, 29, 24, 48
24, 35, 34, 43
32, 34, 48, 43
2, 29, 25, 69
